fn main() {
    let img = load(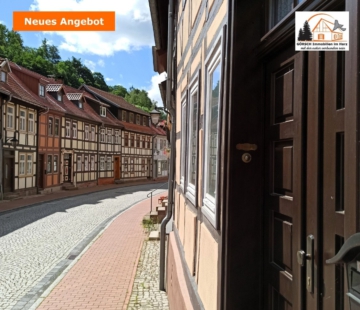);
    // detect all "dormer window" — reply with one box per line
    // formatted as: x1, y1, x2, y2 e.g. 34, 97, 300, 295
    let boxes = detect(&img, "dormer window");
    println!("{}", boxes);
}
143, 116, 147, 126
78, 100, 83, 109
39, 84, 45, 97
122, 110, 127, 121
1, 71, 6, 82
57, 93, 62, 101
130, 113, 134, 123
100, 106, 106, 117
136, 115, 140, 125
